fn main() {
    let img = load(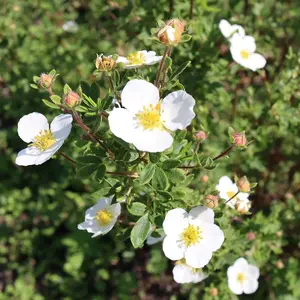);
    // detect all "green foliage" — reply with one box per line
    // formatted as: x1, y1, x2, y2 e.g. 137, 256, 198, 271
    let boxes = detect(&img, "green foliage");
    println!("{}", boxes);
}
0, 0, 299, 299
